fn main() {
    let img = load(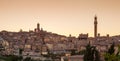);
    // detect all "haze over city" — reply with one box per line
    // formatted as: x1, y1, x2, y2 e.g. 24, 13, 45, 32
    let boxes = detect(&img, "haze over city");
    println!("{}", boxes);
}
0, 0, 120, 37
